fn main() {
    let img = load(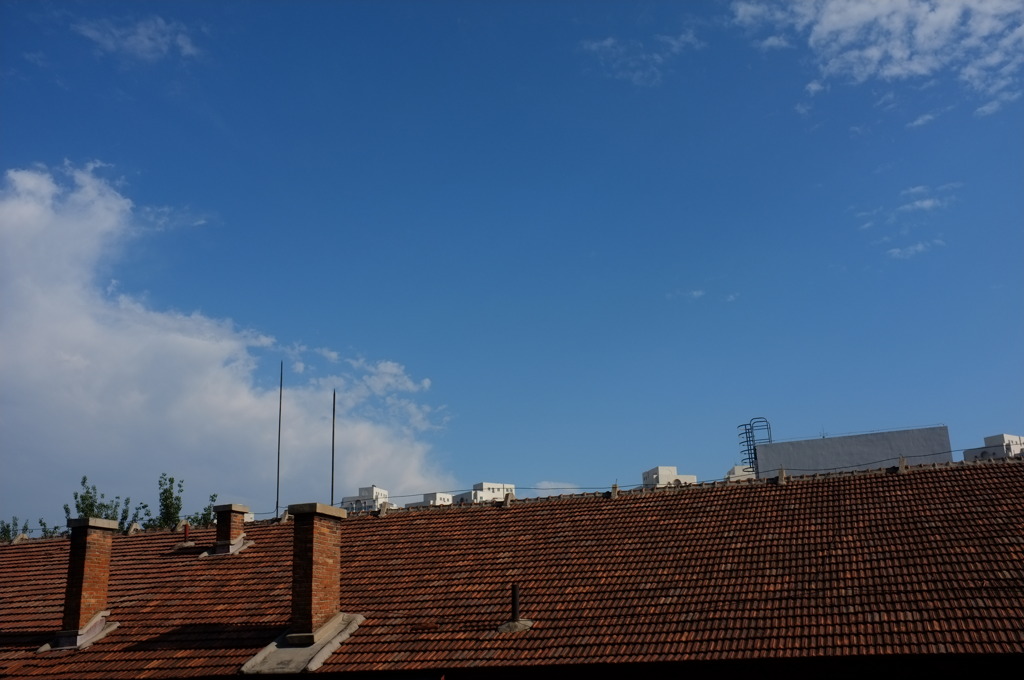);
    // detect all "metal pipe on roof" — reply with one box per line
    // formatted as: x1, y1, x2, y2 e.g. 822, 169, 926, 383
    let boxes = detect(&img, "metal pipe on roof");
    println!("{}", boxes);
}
331, 389, 336, 506
276, 361, 283, 518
